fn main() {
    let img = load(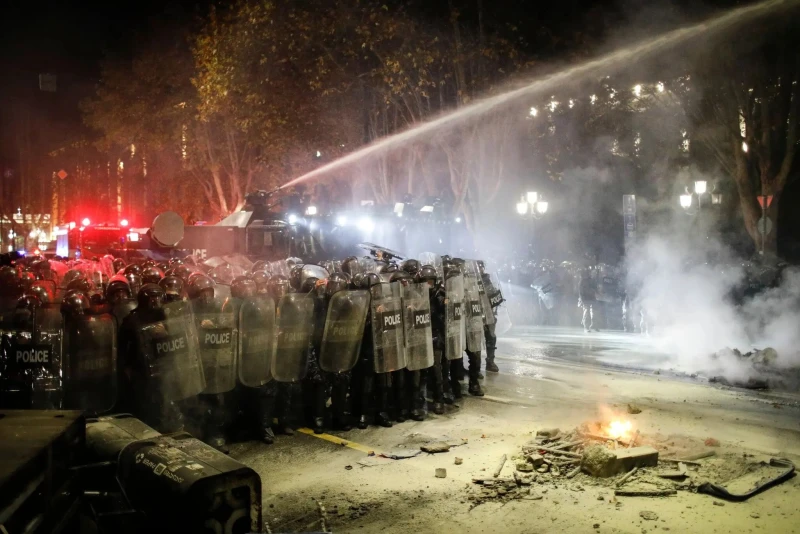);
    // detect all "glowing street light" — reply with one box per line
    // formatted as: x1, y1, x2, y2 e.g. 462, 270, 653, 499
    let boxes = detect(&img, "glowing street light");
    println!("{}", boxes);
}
536, 201, 549, 215
679, 194, 692, 208
633, 84, 642, 97
529, 107, 538, 117
711, 193, 723, 205
526, 191, 538, 205
694, 180, 707, 195
516, 200, 529, 215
